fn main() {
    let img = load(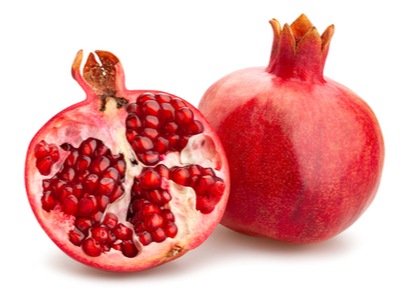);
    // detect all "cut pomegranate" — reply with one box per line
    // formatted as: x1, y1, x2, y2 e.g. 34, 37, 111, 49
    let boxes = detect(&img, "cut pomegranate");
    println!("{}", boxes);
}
25, 50, 229, 272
